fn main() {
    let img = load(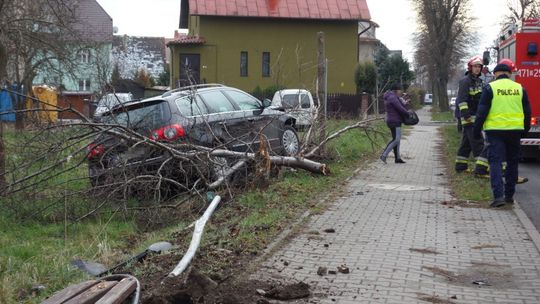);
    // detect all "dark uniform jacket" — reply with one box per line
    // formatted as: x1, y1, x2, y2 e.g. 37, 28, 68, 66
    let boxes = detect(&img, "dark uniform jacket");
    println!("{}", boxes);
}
456, 73, 483, 125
